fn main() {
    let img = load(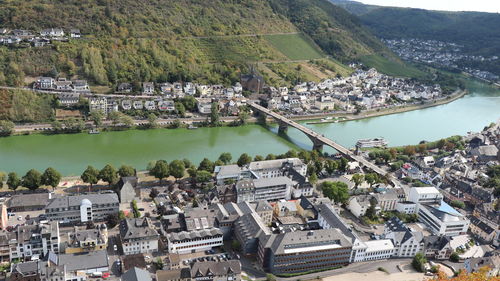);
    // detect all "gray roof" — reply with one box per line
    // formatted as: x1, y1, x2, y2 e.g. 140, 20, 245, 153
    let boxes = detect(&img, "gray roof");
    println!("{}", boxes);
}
157, 268, 191, 281
253, 176, 292, 188
263, 228, 352, 255
470, 216, 495, 235
8, 193, 50, 208
254, 200, 273, 212
315, 203, 357, 242
122, 267, 152, 281
190, 260, 241, 277
215, 164, 241, 178
45, 193, 119, 209
167, 228, 222, 242
58, 250, 109, 271
11, 261, 38, 276
234, 212, 271, 241
248, 158, 304, 171
120, 218, 159, 241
